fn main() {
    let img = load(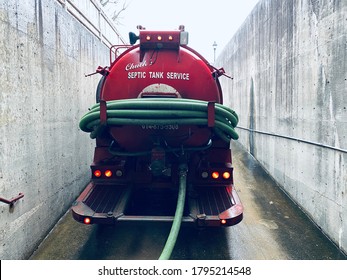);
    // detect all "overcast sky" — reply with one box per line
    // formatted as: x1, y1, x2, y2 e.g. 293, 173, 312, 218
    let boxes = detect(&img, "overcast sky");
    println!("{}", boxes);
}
108, 0, 259, 63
